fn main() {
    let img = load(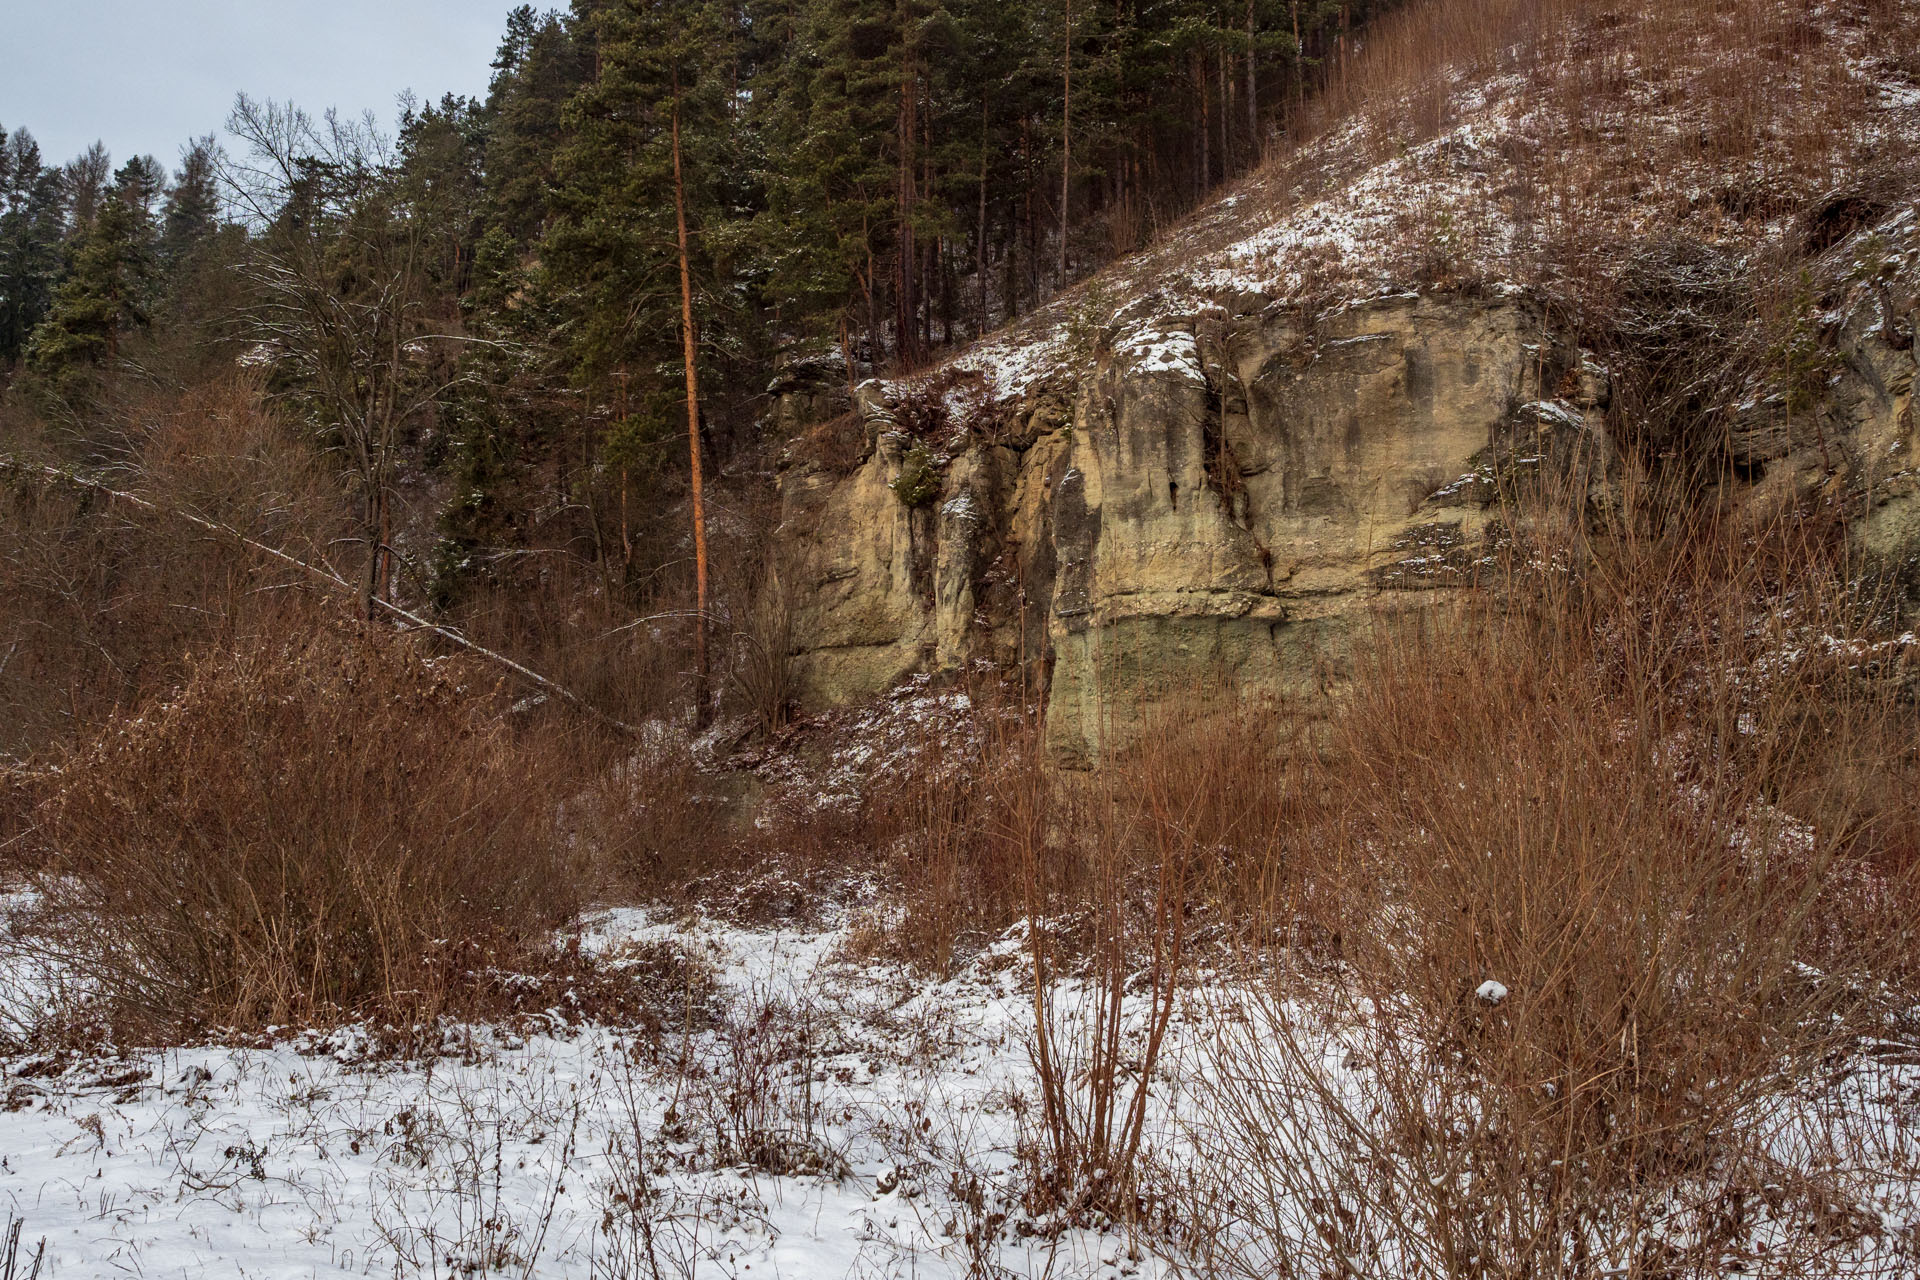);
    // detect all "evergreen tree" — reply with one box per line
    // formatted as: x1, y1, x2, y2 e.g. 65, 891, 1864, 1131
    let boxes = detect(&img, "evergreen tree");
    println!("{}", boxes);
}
161, 136, 221, 269
483, 6, 591, 254
542, 0, 754, 711
27, 157, 161, 386
0, 128, 65, 365
754, 0, 911, 358
116, 154, 165, 220
61, 142, 112, 236
429, 10, 595, 604
397, 94, 489, 292
544, 0, 745, 387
